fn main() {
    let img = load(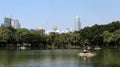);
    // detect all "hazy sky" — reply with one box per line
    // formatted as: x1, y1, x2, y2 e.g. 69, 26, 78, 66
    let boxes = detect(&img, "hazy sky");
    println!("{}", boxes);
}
0, 0, 120, 31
